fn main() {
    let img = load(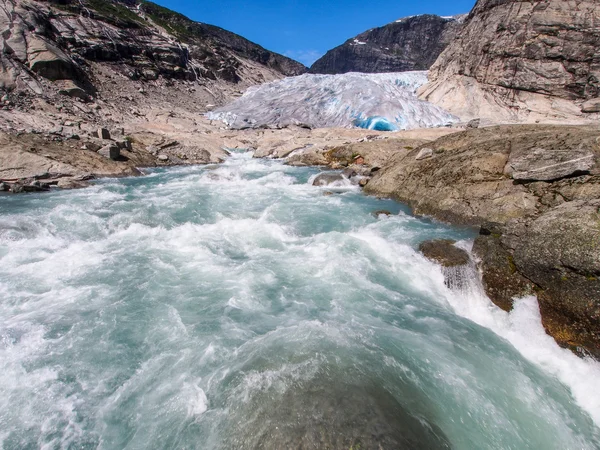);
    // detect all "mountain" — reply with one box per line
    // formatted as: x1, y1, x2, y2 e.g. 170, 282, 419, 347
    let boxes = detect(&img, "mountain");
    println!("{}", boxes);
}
0, 0, 306, 108
207, 72, 457, 131
419, 0, 600, 122
309, 14, 465, 75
